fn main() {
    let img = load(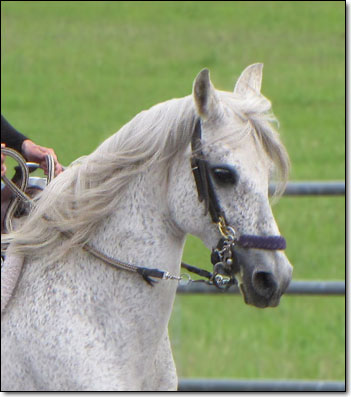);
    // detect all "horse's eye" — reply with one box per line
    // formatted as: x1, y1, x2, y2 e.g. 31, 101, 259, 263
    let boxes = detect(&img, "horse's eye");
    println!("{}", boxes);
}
211, 165, 238, 186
